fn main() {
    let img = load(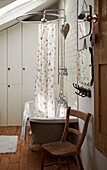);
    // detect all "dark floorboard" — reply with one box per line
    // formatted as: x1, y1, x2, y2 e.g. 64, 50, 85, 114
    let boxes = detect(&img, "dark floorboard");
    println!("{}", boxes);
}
0, 126, 79, 170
